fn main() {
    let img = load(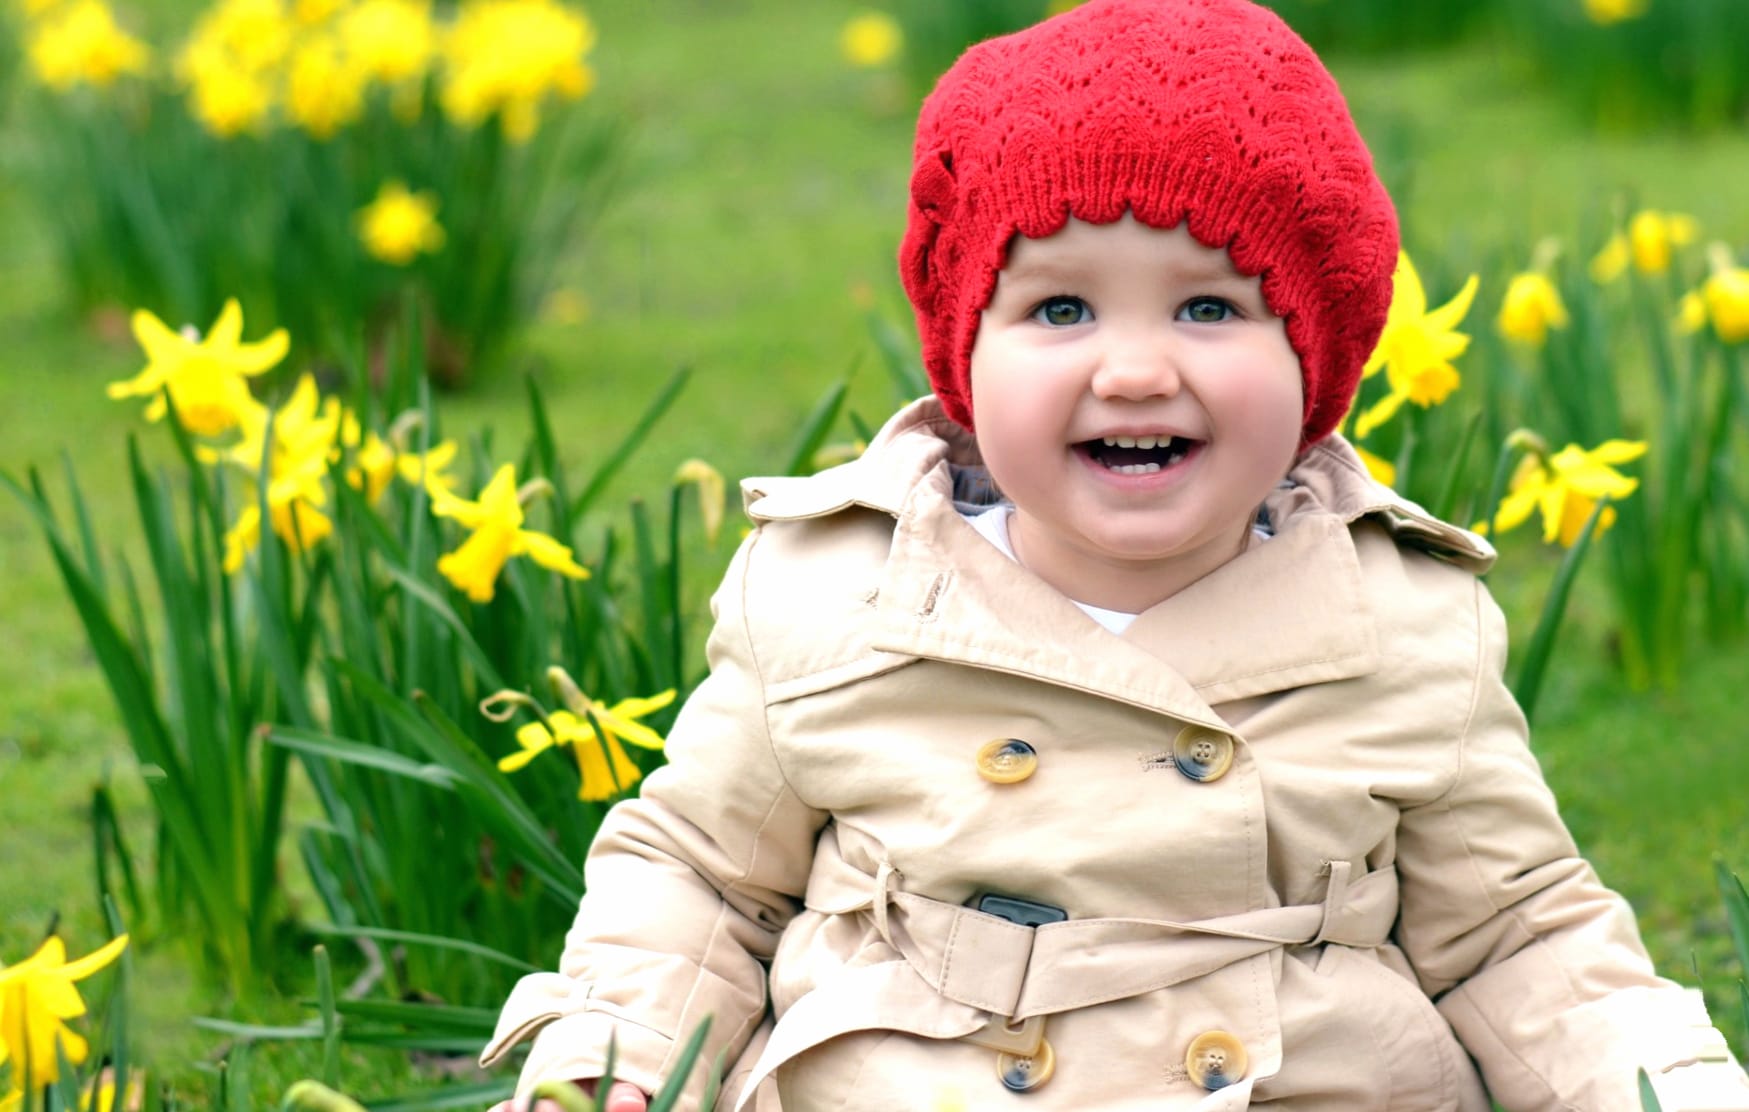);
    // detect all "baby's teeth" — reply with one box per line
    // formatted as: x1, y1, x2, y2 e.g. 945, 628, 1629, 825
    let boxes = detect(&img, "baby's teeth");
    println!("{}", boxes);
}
1101, 435, 1163, 449
1111, 462, 1163, 475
